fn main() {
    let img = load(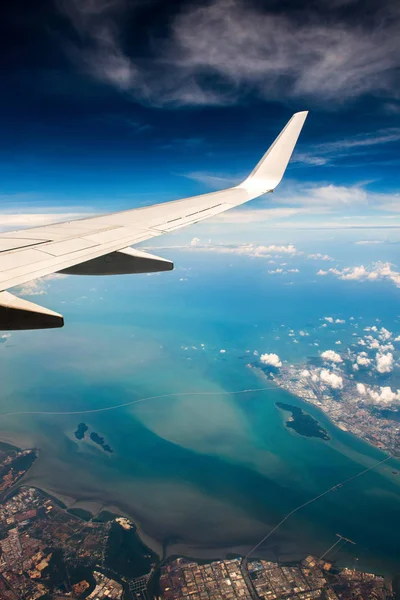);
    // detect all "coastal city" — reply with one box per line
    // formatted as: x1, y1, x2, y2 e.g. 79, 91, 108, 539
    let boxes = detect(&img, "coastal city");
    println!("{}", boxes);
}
159, 556, 391, 600
0, 443, 396, 599
254, 361, 400, 457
